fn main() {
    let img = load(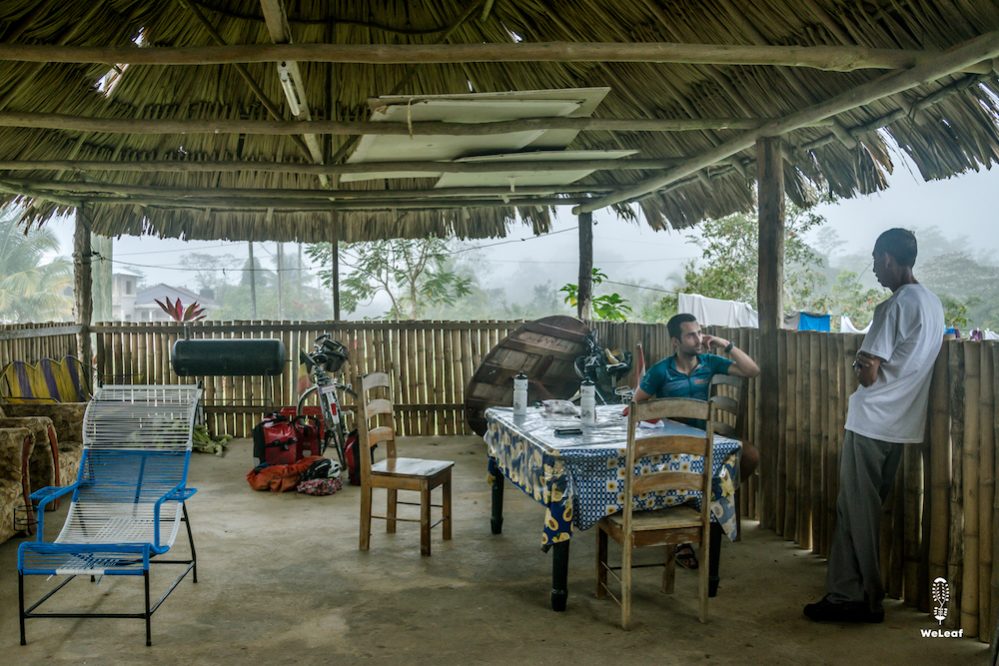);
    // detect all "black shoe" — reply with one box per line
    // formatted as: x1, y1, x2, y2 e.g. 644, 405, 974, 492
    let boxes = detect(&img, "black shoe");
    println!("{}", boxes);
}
803, 595, 884, 623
